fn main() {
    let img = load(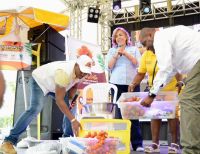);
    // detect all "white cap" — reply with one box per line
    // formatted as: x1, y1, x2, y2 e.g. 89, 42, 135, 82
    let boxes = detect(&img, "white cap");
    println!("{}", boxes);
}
76, 55, 93, 74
